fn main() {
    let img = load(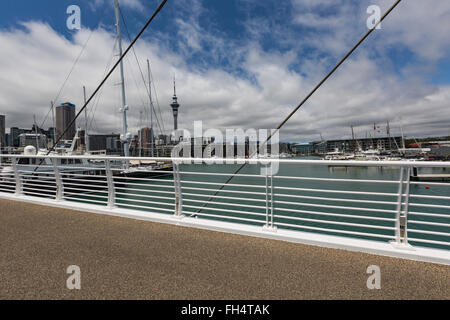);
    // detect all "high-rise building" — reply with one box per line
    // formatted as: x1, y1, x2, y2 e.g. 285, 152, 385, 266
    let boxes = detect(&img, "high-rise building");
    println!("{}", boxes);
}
170, 79, 180, 131
138, 128, 154, 148
10, 127, 24, 147
18, 133, 47, 149
56, 102, 76, 141
0, 115, 5, 148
